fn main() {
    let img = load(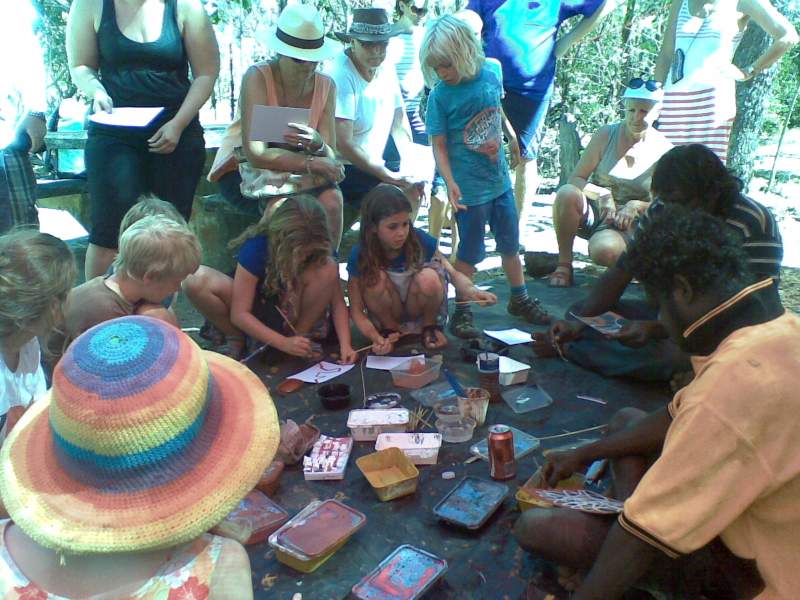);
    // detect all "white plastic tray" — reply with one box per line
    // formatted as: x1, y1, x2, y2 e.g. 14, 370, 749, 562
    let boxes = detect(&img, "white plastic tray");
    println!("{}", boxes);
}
375, 432, 443, 465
